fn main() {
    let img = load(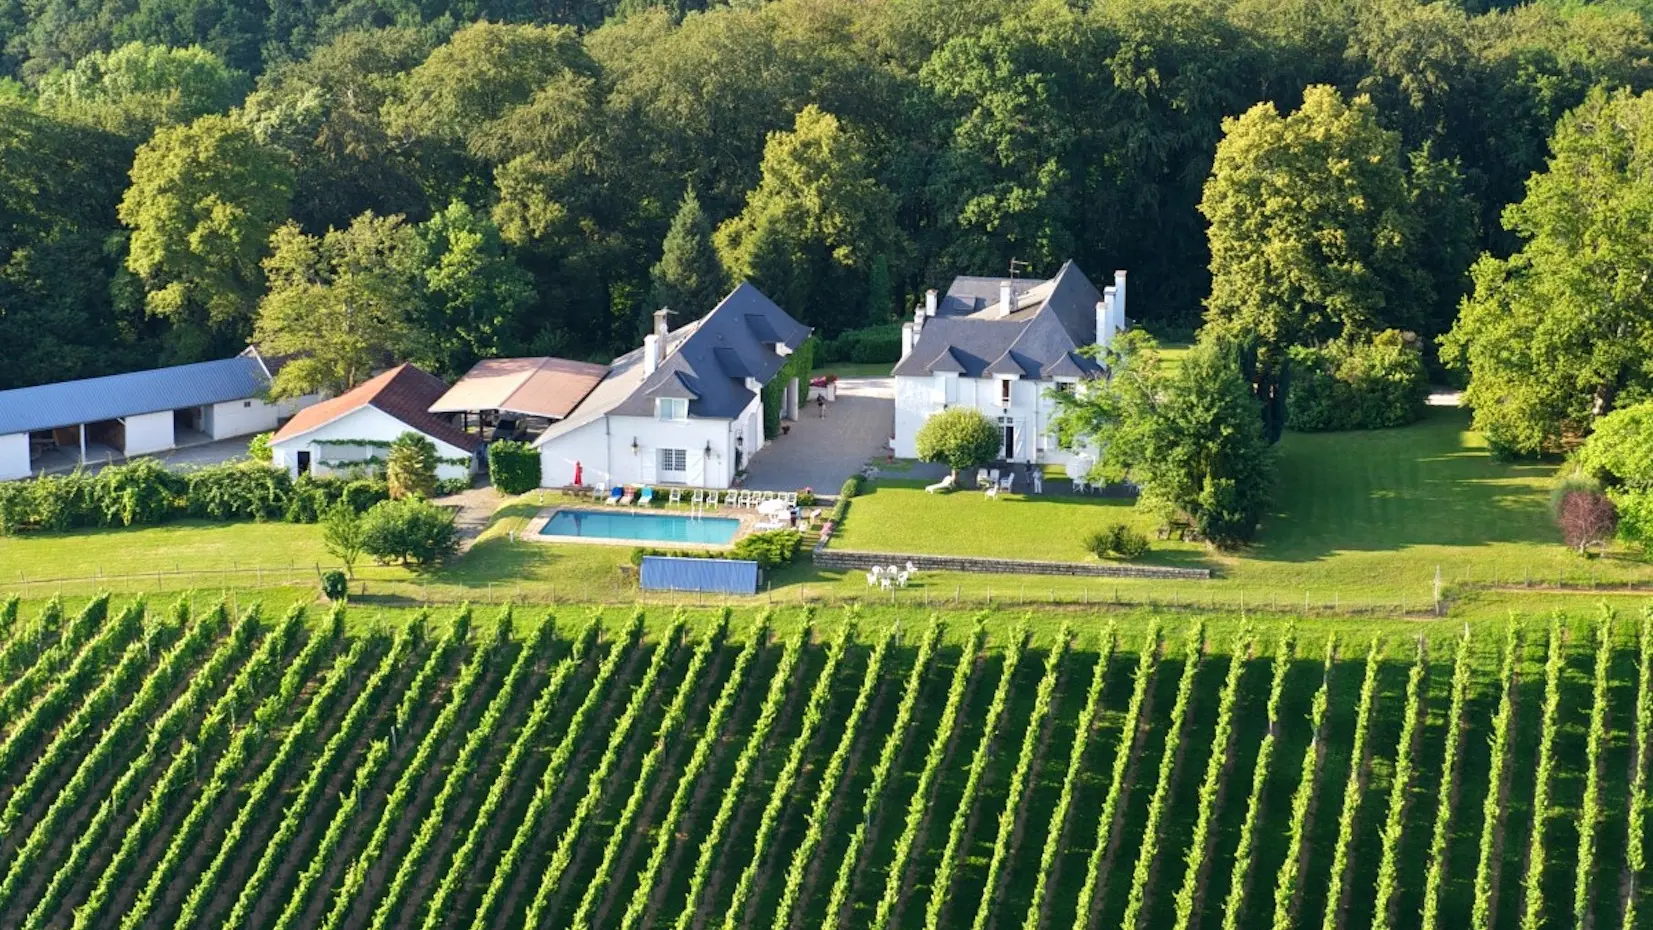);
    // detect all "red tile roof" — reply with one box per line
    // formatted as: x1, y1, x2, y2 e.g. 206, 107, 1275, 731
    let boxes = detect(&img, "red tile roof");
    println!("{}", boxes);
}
272, 364, 483, 452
